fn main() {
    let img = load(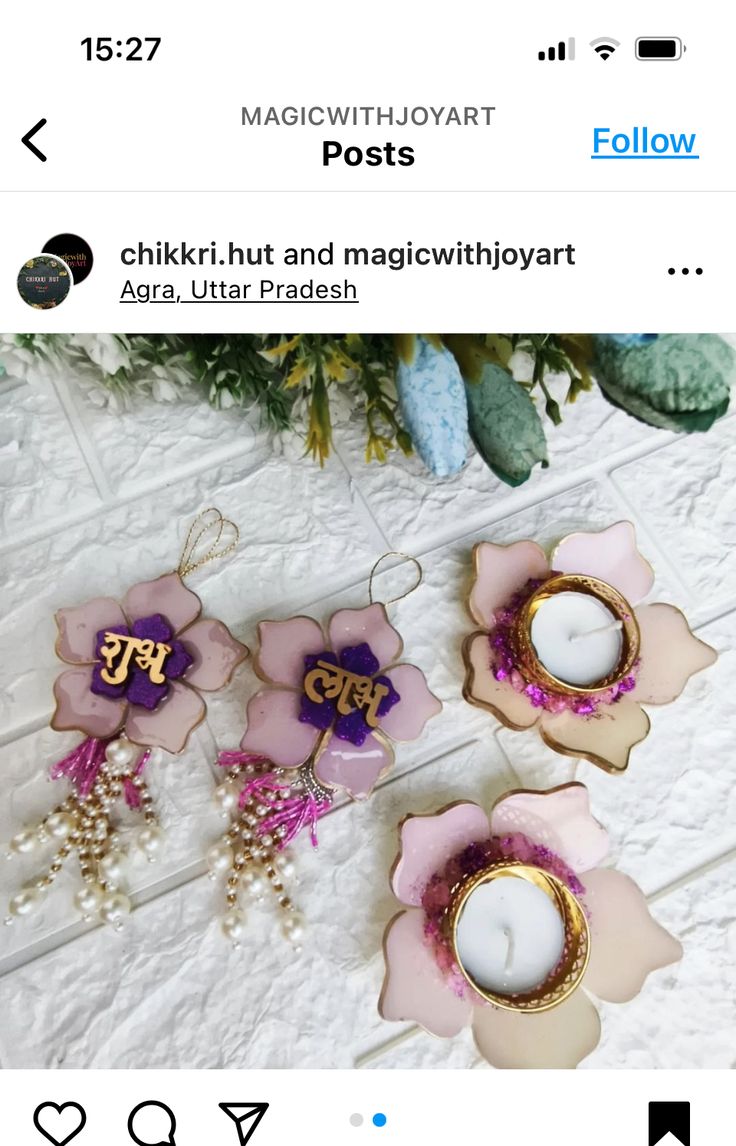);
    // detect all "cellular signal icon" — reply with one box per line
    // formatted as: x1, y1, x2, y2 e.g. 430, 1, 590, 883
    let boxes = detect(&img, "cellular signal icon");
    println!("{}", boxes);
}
590, 37, 620, 60
538, 37, 575, 61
